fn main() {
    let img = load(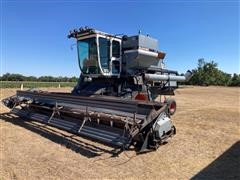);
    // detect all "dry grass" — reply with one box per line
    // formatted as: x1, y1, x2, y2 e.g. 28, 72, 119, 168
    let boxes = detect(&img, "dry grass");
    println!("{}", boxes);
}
0, 86, 239, 179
